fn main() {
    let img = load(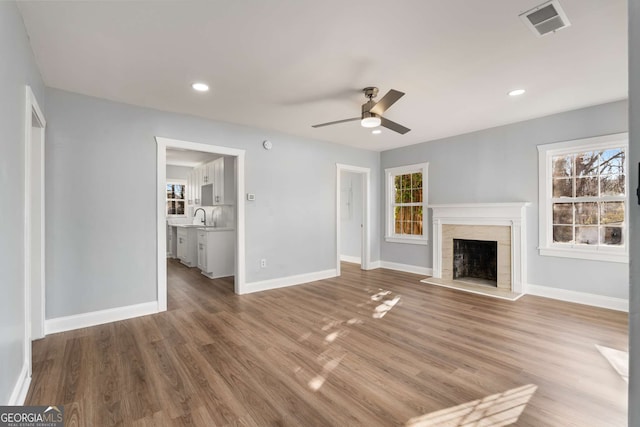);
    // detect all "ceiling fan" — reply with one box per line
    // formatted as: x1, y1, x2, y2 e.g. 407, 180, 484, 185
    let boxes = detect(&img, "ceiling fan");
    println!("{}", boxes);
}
312, 87, 411, 134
